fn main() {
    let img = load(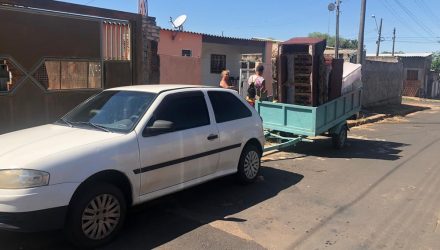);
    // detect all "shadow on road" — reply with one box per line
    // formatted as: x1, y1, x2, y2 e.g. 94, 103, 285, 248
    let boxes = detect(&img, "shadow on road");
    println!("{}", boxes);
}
283, 137, 409, 161
0, 166, 303, 250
